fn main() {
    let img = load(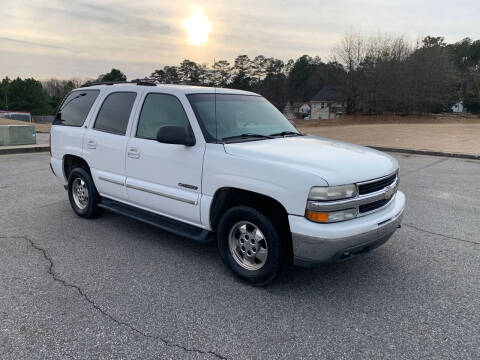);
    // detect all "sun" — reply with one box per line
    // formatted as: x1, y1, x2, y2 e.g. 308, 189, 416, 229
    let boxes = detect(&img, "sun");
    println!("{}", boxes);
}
182, 8, 212, 46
